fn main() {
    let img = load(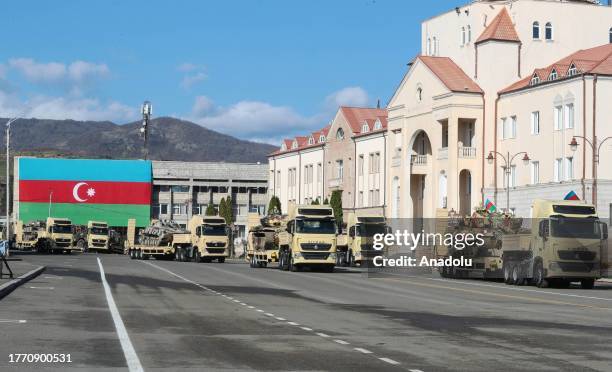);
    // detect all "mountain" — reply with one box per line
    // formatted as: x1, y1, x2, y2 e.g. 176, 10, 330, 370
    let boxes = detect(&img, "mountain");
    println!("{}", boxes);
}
0, 117, 276, 163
